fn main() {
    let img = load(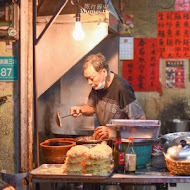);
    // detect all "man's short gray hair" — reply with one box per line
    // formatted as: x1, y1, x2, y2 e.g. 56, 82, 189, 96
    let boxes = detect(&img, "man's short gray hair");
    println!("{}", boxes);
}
83, 53, 110, 72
